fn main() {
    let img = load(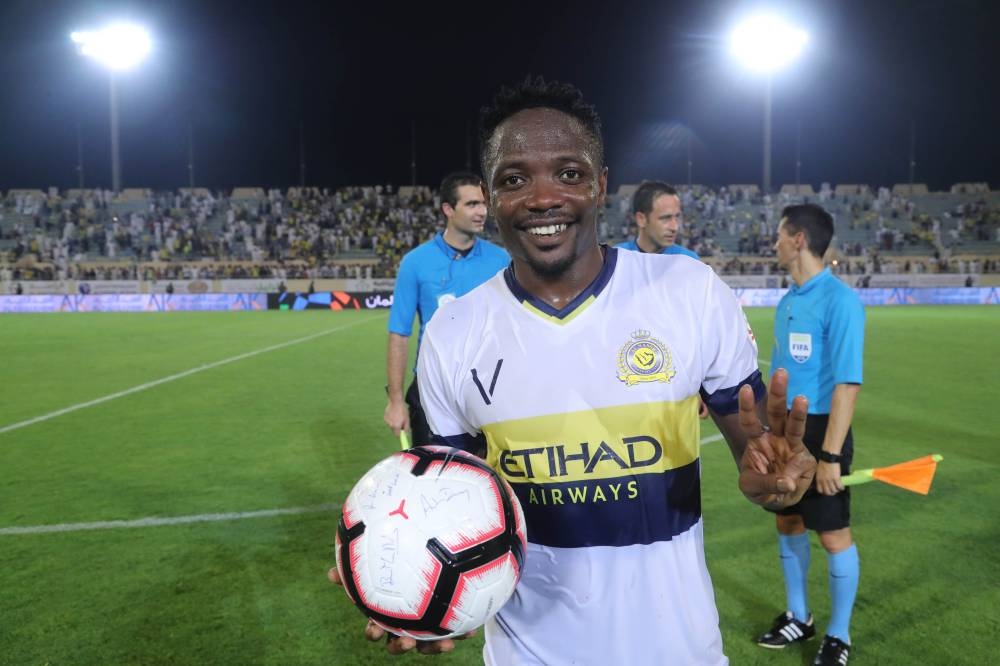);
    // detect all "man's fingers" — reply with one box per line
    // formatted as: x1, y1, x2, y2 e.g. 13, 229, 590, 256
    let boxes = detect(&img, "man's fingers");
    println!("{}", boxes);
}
385, 635, 418, 654
785, 394, 808, 445
739, 468, 795, 499
416, 639, 456, 654
738, 384, 764, 435
327, 567, 342, 586
744, 446, 770, 475
766, 369, 789, 438
364, 619, 385, 642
